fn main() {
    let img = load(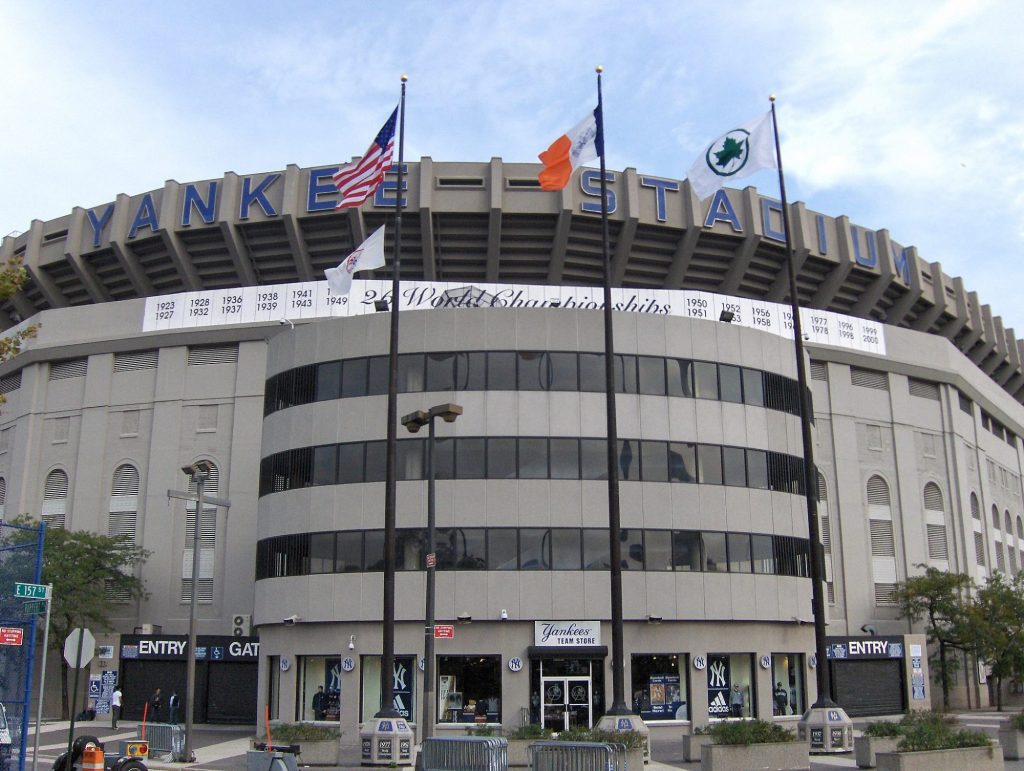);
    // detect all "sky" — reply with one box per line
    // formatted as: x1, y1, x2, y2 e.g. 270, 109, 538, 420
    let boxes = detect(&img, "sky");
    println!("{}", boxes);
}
1, 0, 1022, 330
